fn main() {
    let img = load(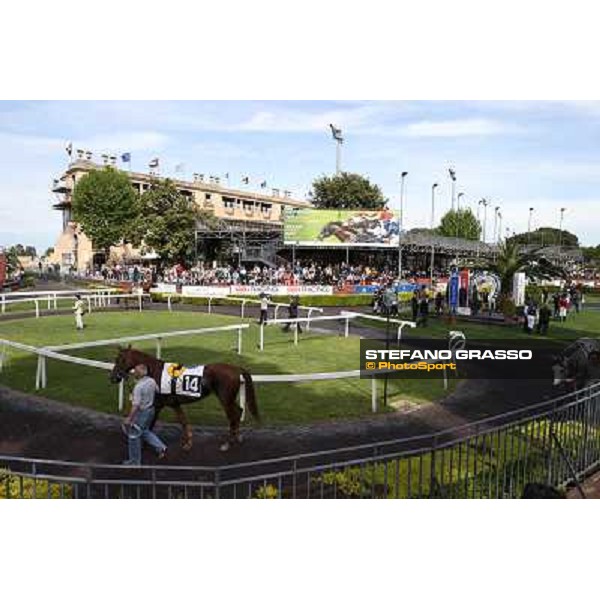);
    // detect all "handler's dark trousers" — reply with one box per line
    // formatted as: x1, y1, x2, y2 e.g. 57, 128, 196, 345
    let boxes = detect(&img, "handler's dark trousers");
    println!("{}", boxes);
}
259, 309, 268, 324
